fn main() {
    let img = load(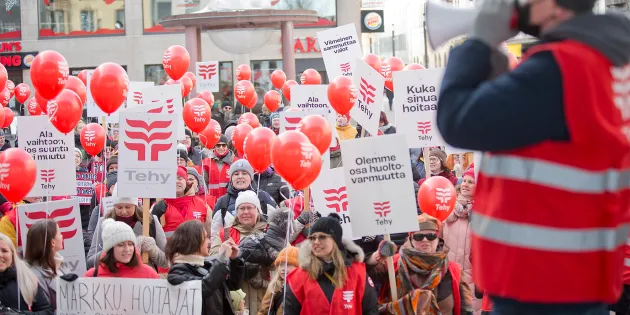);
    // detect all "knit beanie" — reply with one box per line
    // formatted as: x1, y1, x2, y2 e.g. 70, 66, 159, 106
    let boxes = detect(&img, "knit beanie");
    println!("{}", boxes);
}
187, 167, 205, 191
310, 213, 343, 249
463, 167, 475, 180
414, 213, 441, 235
177, 166, 188, 179
217, 135, 228, 145
274, 246, 299, 267
230, 290, 246, 311
185, 129, 192, 138
556, 0, 597, 12
229, 159, 254, 179
235, 190, 262, 213
225, 126, 236, 142
178, 149, 189, 162
101, 218, 137, 254
74, 147, 83, 160
177, 143, 187, 151
429, 148, 448, 170
114, 196, 138, 206
270, 112, 280, 122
